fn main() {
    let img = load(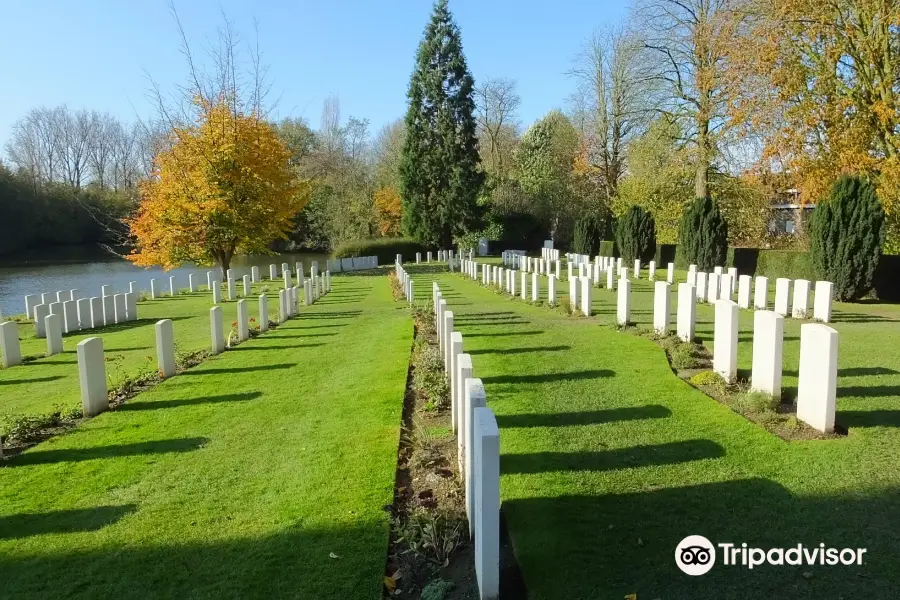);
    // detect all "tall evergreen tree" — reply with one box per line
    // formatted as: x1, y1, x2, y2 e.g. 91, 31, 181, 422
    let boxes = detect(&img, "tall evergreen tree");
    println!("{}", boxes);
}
678, 196, 728, 271
399, 0, 484, 247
